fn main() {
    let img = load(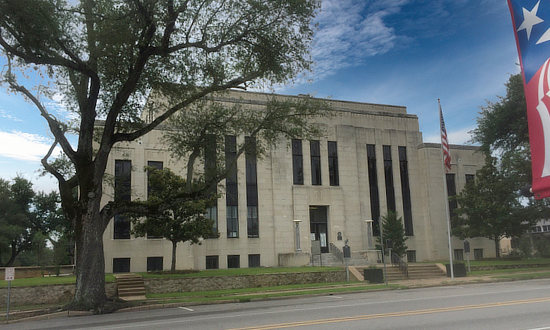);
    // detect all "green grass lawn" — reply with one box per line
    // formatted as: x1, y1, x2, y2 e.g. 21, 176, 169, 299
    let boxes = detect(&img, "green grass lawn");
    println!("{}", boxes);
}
0, 274, 116, 288
467, 258, 550, 267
